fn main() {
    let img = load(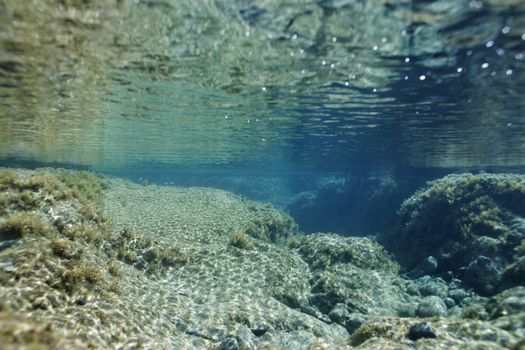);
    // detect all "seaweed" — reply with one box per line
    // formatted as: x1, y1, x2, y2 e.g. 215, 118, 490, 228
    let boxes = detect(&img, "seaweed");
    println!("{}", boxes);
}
228, 229, 253, 250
